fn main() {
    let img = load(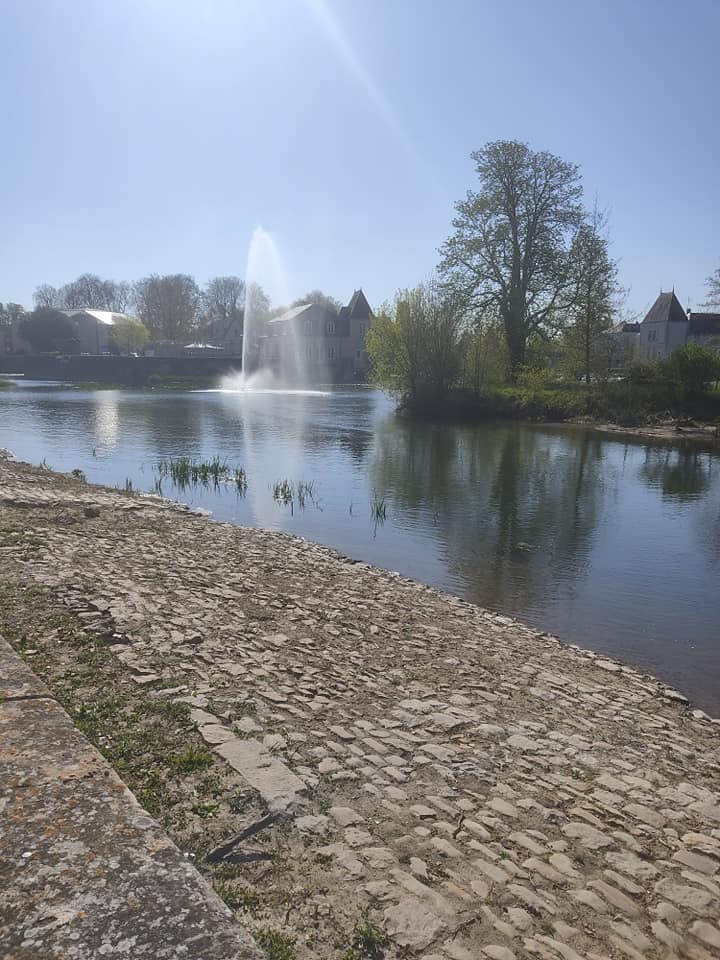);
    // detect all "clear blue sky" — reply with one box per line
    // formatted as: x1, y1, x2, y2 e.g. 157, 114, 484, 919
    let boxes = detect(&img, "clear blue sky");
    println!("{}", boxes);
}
1, 0, 718, 317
